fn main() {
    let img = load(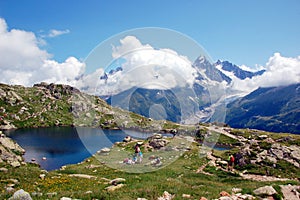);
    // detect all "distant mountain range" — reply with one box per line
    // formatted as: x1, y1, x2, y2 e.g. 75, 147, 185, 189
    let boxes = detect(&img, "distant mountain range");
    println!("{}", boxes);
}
100, 56, 300, 134
226, 83, 300, 134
